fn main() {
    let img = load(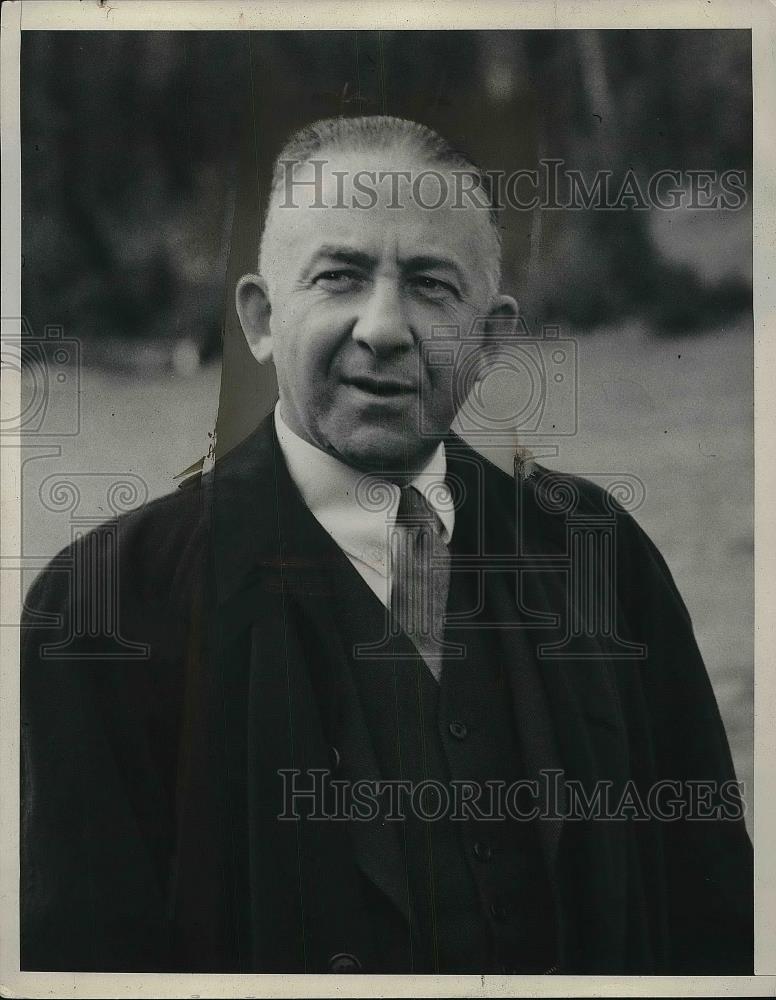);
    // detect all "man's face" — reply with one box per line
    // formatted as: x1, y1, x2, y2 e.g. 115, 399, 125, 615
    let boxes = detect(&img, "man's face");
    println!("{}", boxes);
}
241, 148, 514, 473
